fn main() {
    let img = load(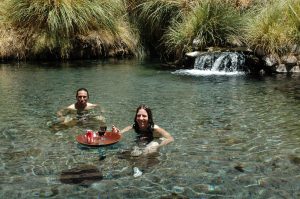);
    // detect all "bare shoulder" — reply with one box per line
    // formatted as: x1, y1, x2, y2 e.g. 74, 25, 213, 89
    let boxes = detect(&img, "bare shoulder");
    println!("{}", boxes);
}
67, 104, 76, 110
153, 124, 164, 137
153, 124, 160, 130
153, 124, 174, 142
86, 103, 97, 109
